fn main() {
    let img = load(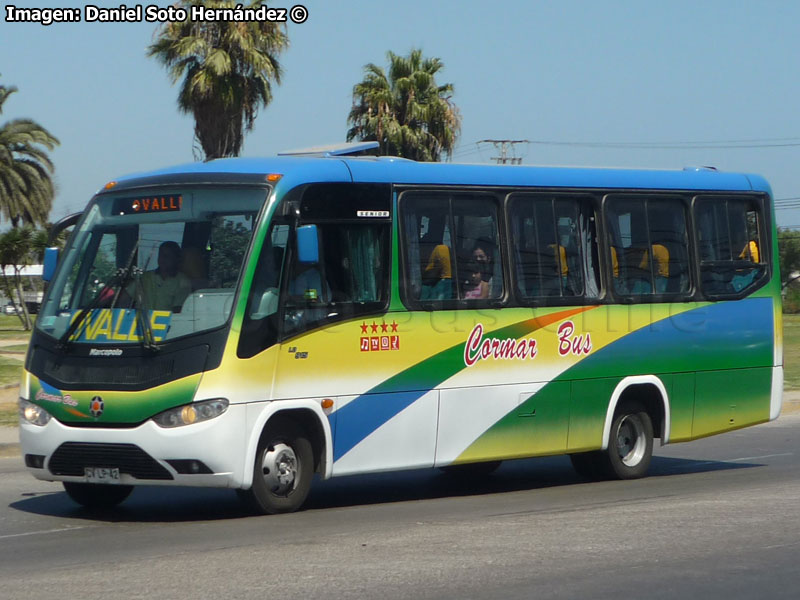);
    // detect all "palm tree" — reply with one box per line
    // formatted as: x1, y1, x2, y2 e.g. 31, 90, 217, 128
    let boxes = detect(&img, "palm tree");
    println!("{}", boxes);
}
0, 77, 59, 227
347, 49, 461, 162
148, 0, 288, 160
